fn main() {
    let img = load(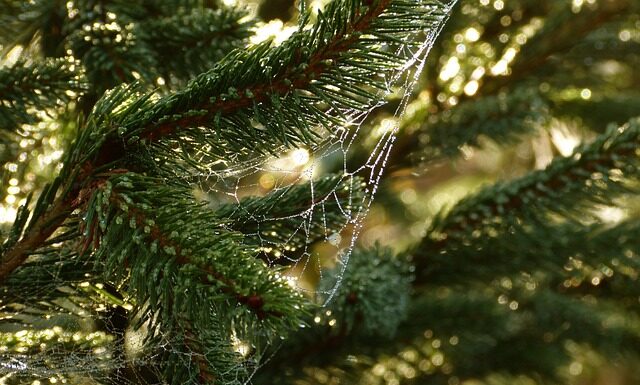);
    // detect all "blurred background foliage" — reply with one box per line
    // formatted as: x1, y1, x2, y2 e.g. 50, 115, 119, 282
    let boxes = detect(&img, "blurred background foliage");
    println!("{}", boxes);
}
1, 0, 640, 384
256, 0, 640, 384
